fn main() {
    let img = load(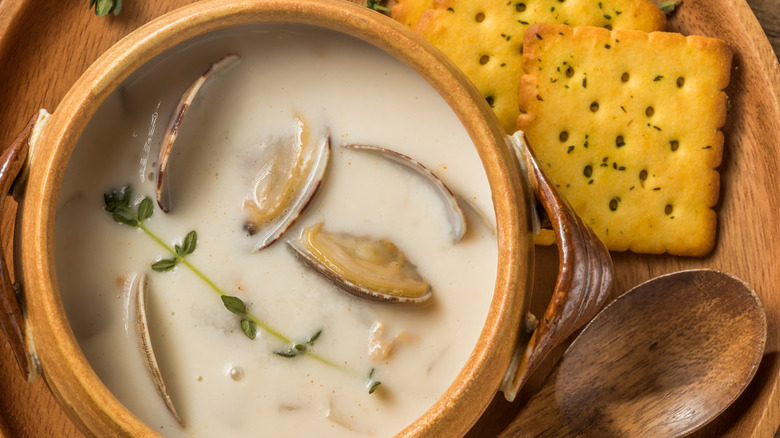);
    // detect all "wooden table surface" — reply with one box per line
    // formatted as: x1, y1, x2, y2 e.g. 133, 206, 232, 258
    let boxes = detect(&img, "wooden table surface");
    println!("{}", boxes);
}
0, 0, 778, 437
